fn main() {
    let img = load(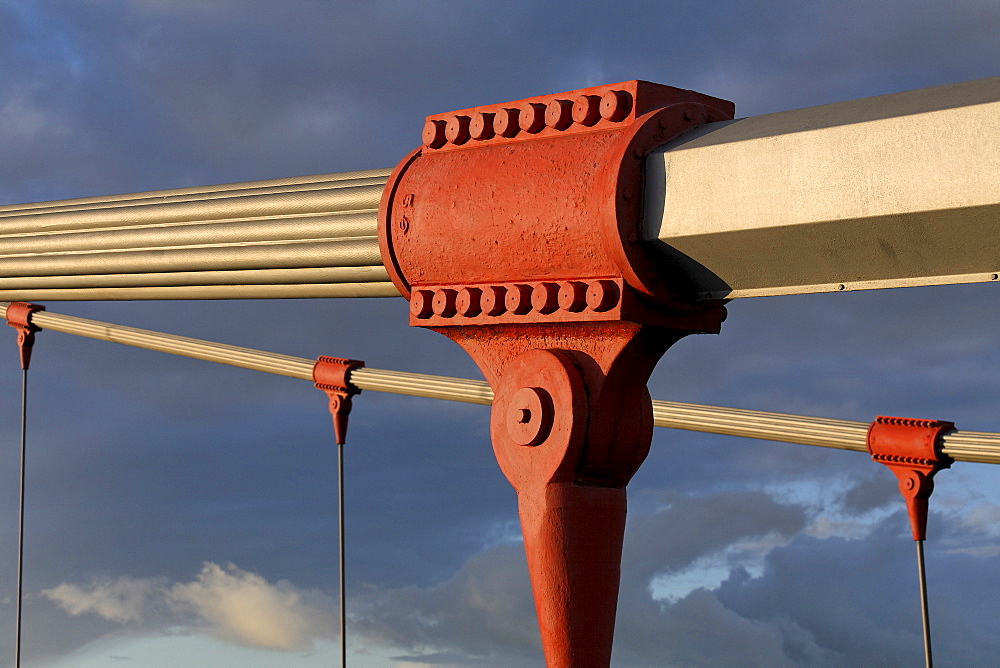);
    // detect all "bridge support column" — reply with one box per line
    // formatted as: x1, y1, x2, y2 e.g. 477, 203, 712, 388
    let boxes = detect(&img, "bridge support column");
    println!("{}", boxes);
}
378, 81, 733, 665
